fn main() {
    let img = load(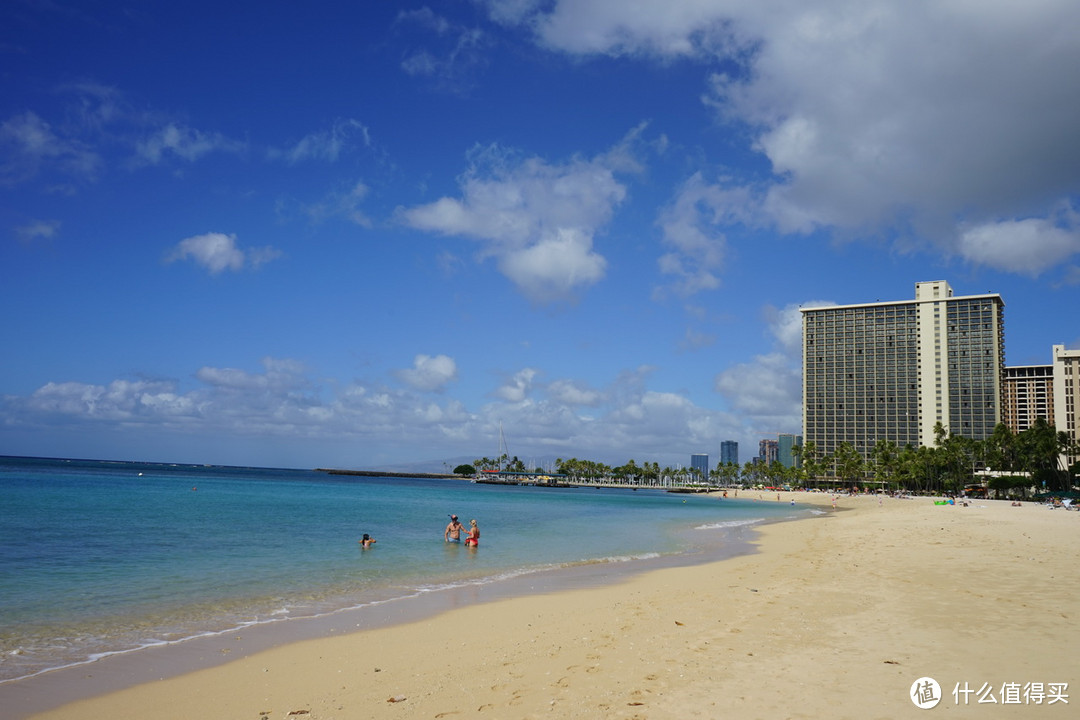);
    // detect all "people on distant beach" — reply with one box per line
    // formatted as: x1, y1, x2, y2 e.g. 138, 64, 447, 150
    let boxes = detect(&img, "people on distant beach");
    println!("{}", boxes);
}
464, 519, 480, 548
359, 533, 376, 549
445, 514, 464, 543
